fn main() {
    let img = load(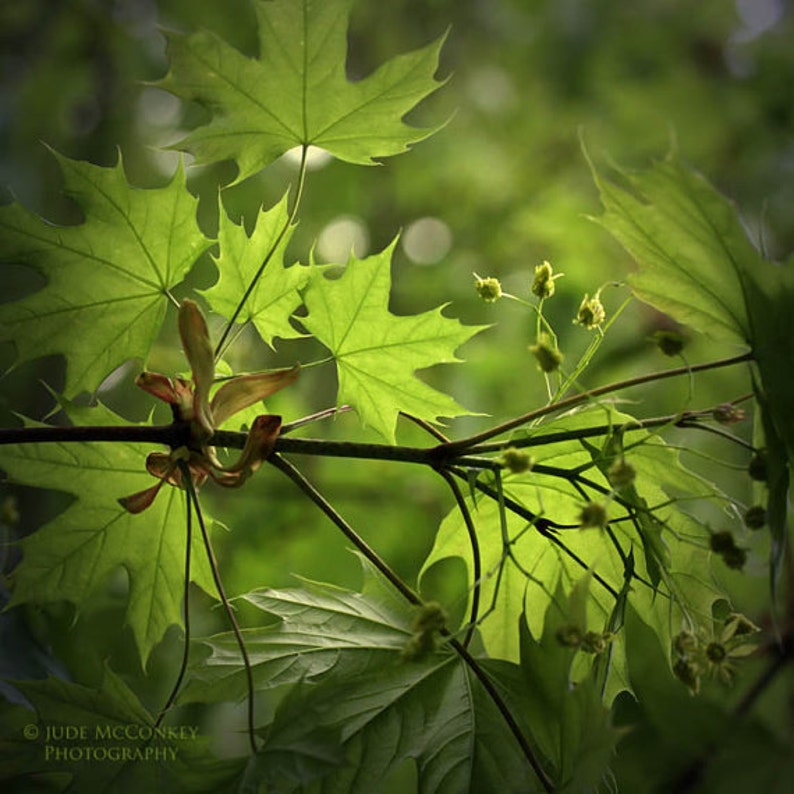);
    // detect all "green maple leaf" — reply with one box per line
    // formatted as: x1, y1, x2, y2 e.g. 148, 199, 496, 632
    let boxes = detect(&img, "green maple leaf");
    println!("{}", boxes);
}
0, 404, 214, 664
181, 558, 547, 793
2, 668, 245, 793
591, 154, 793, 591
300, 240, 483, 443
0, 152, 210, 398
420, 407, 725, 700
158, 0, 446, 183
201, 194, 311, 346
